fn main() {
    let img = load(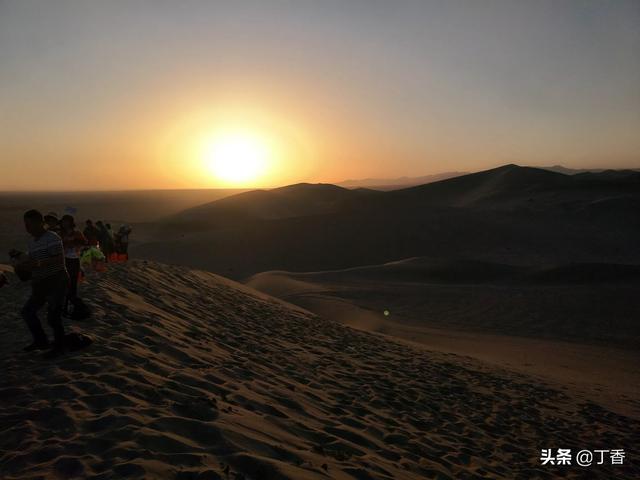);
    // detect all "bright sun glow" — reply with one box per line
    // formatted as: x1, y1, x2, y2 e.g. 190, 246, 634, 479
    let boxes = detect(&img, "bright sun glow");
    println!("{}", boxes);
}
202, 131, 269, 185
